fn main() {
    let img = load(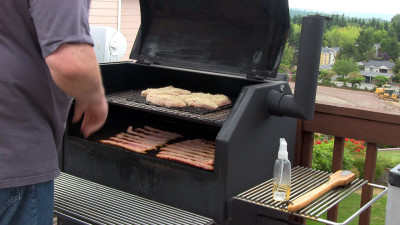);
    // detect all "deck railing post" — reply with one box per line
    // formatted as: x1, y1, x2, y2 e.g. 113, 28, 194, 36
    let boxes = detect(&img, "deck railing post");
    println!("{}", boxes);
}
301, 131, 315, 168
292, 120, 315, 224
327, 136, 345, 222
359, 142, 378, 225
294, 120, 314, 168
